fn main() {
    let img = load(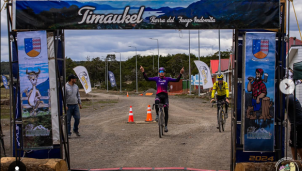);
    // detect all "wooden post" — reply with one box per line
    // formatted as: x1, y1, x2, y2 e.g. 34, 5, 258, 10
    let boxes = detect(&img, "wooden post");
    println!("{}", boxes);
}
1, 157, 68, 171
